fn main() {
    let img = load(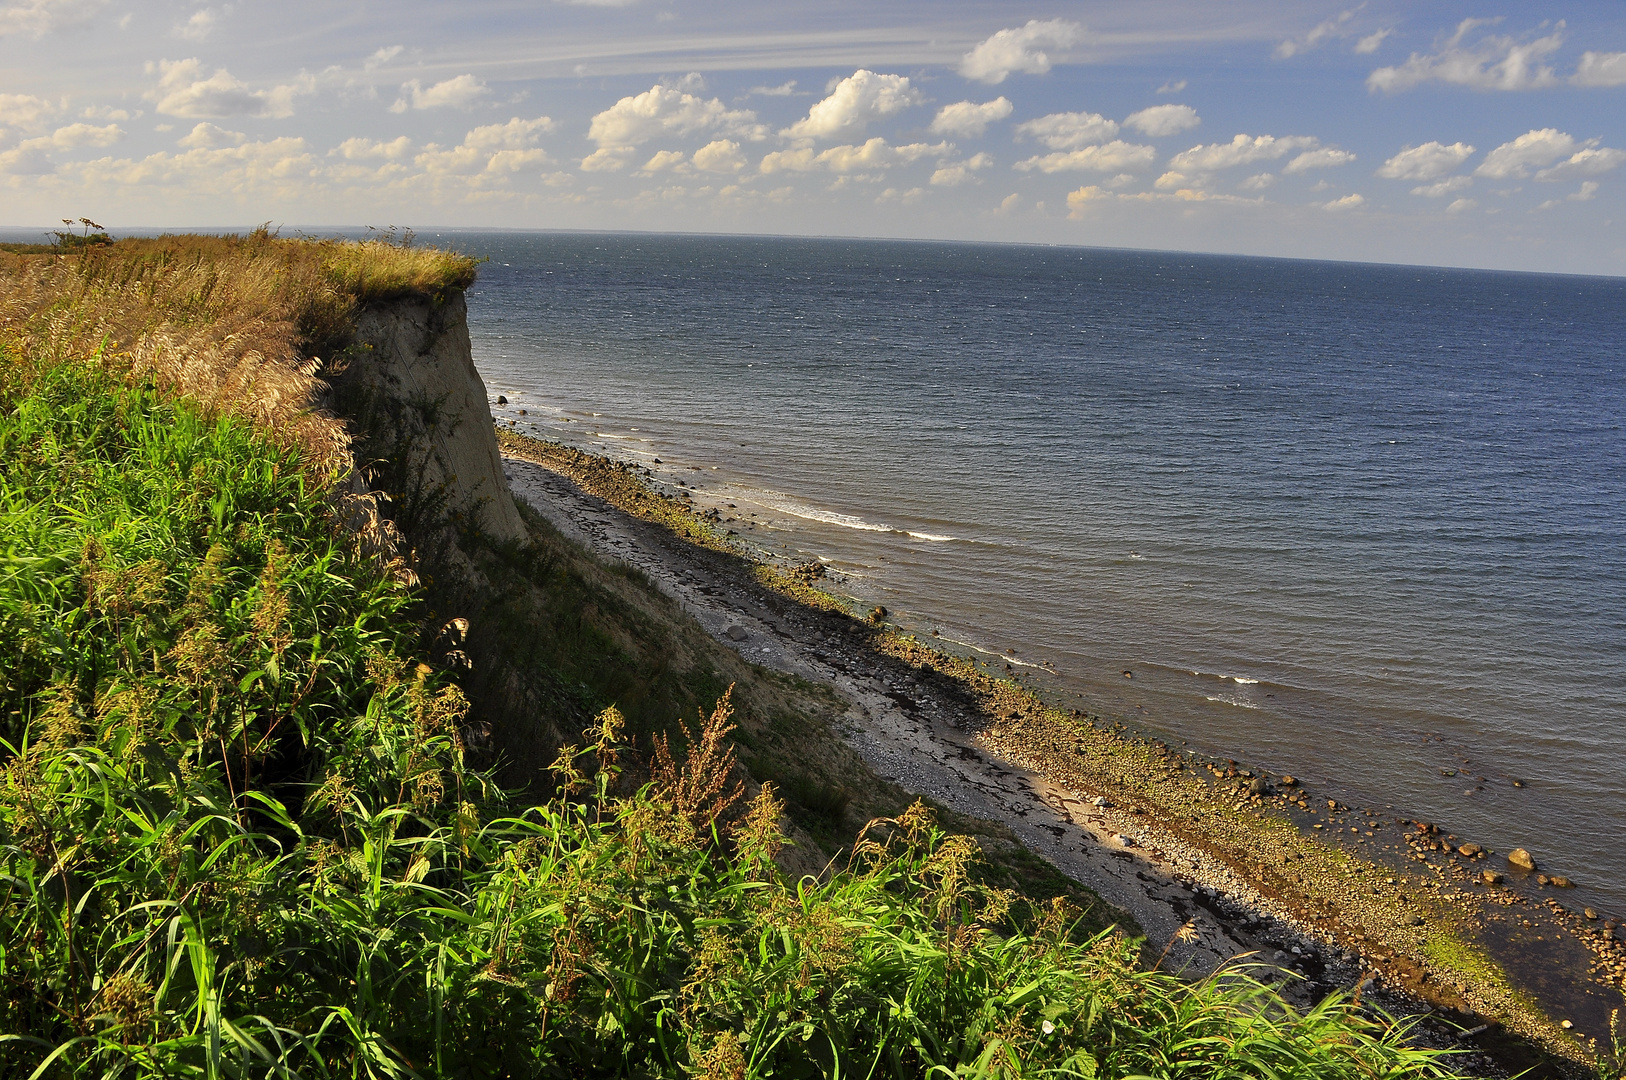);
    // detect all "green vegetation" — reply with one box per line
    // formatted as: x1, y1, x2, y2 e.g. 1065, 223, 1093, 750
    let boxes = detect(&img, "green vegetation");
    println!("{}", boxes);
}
0, 238, 1460, 1077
